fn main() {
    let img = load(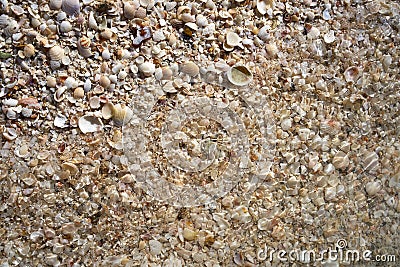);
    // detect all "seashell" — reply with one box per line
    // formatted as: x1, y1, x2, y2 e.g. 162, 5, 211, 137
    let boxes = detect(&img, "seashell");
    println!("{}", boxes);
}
361, 151, 379, 173
266, 43, 278, 57
332, 151, 349, 169
257, 0, 274, 15
23, 44, 35, 58
54, 86, 67, 102
196, 14, 208, 27
365, 181, 381, 196
88, 12, 97, 29
73, 87, 84, 99
324, 30, 335, 44
225, 31, 241, 47
62, 0, 80, 16
138, 62, 155, 76
123, 1, 138, 19
183, 228, 198, 241
89, 96, 100, 109
49, 0, 62, 10
54, 114, 68, 128
61, 162, 79, 176
343, 66, 361, 83
139, 0, 153, 8
83, 78, 91, 92
59, 21, 72, 33
64, 77, 77, 89
100, 28, 113, 39
77, 37, 92, 58
4, 20, 19, 37
134, 6, 147, 19
226, 65, 253, 86
180, 61, 199, 76
48, 45, 64, 61
11, 5, 25, 16
111, 104, 133, 126
78, 115, 103, 133
101, 103, 114, 119
47, 77, 57, 87
99, 75, 111, 88
2, 127, 18, 141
